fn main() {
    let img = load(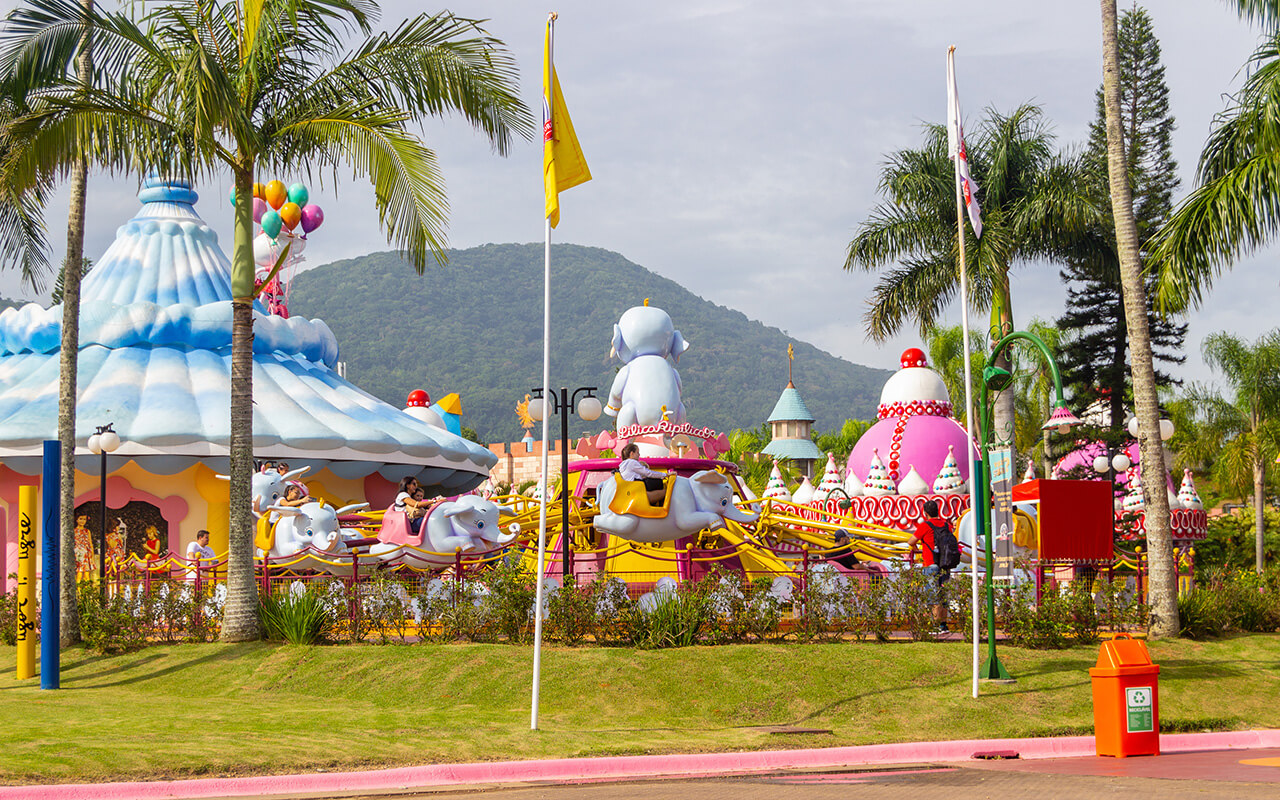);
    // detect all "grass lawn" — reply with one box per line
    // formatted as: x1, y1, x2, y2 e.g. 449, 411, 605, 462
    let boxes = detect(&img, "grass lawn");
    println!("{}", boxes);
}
1, 635, 1278, 785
